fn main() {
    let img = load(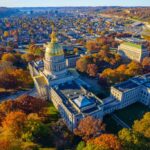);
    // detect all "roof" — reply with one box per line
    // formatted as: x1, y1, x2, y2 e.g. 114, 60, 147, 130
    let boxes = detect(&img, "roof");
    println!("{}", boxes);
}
44, 31, 64, 56
34, 75, 48, 87
53, 81, 102, 114
68, 68, 80, 78
73, 95, 94, 108
122, 42, 142, 49
114, 80, 139, 92
45, 42, 64, 56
